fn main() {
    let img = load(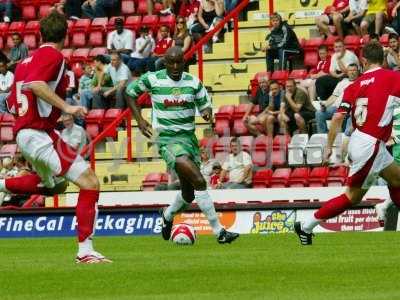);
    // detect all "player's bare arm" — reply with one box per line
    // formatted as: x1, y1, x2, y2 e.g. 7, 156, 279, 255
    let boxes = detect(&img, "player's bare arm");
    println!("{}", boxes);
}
28, 81, 87, 118
126, 94, 152, 138
324, 112, 345, 164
